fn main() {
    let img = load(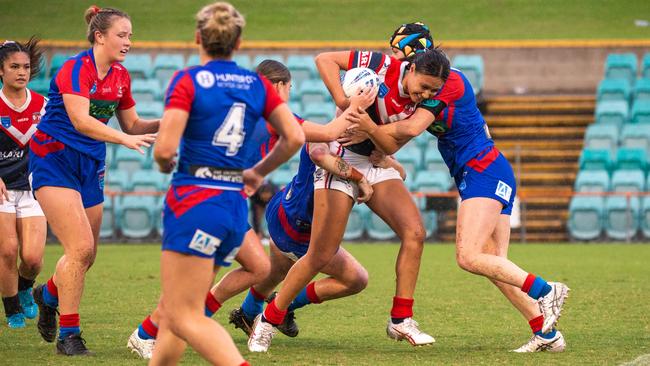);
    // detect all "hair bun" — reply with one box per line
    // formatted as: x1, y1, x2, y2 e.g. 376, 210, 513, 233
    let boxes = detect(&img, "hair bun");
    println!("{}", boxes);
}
84, 5, 102, 24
